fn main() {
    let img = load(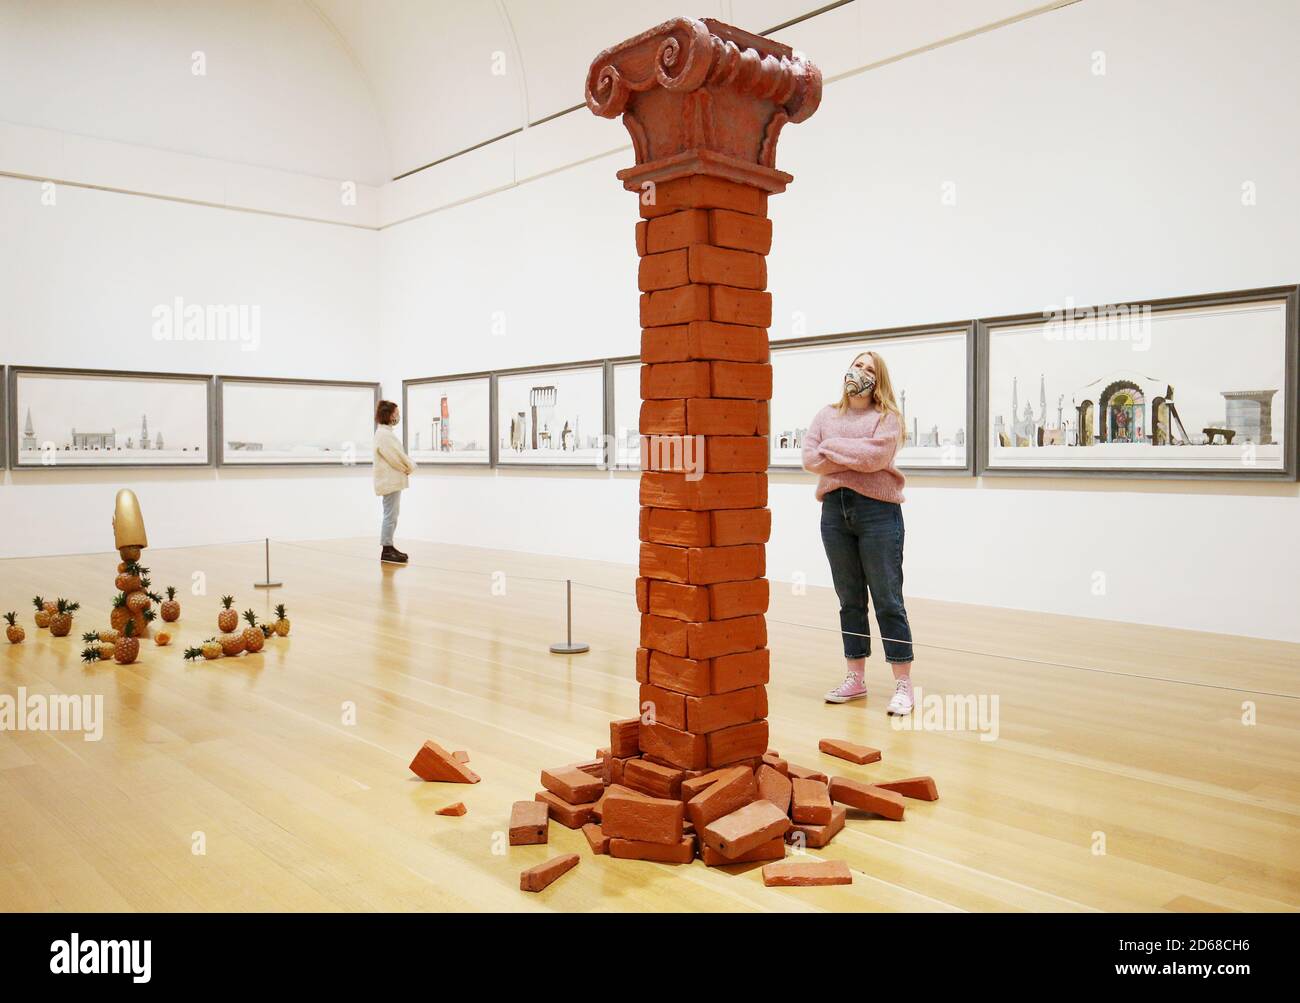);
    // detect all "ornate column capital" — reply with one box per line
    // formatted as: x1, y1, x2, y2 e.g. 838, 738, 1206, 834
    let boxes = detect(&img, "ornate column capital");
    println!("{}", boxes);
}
585, 17, 822, 193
